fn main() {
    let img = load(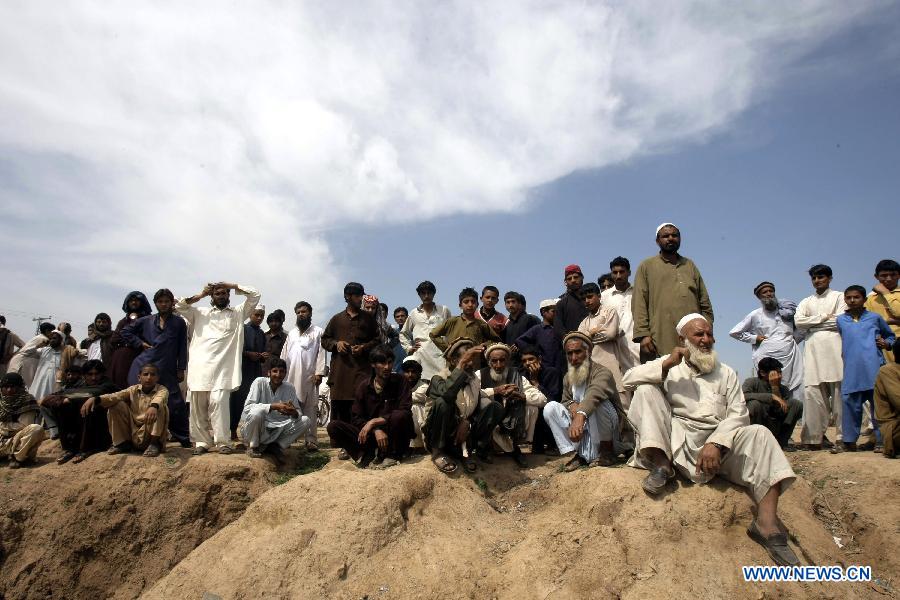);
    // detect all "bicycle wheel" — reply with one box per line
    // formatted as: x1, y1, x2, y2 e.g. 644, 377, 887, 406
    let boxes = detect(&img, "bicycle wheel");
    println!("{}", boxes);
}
317, 394, 331, 428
